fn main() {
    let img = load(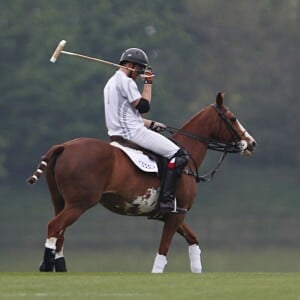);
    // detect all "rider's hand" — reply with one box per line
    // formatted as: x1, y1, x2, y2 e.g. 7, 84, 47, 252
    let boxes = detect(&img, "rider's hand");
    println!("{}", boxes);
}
150, 121, 166, 132
143, 66, 154, 84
